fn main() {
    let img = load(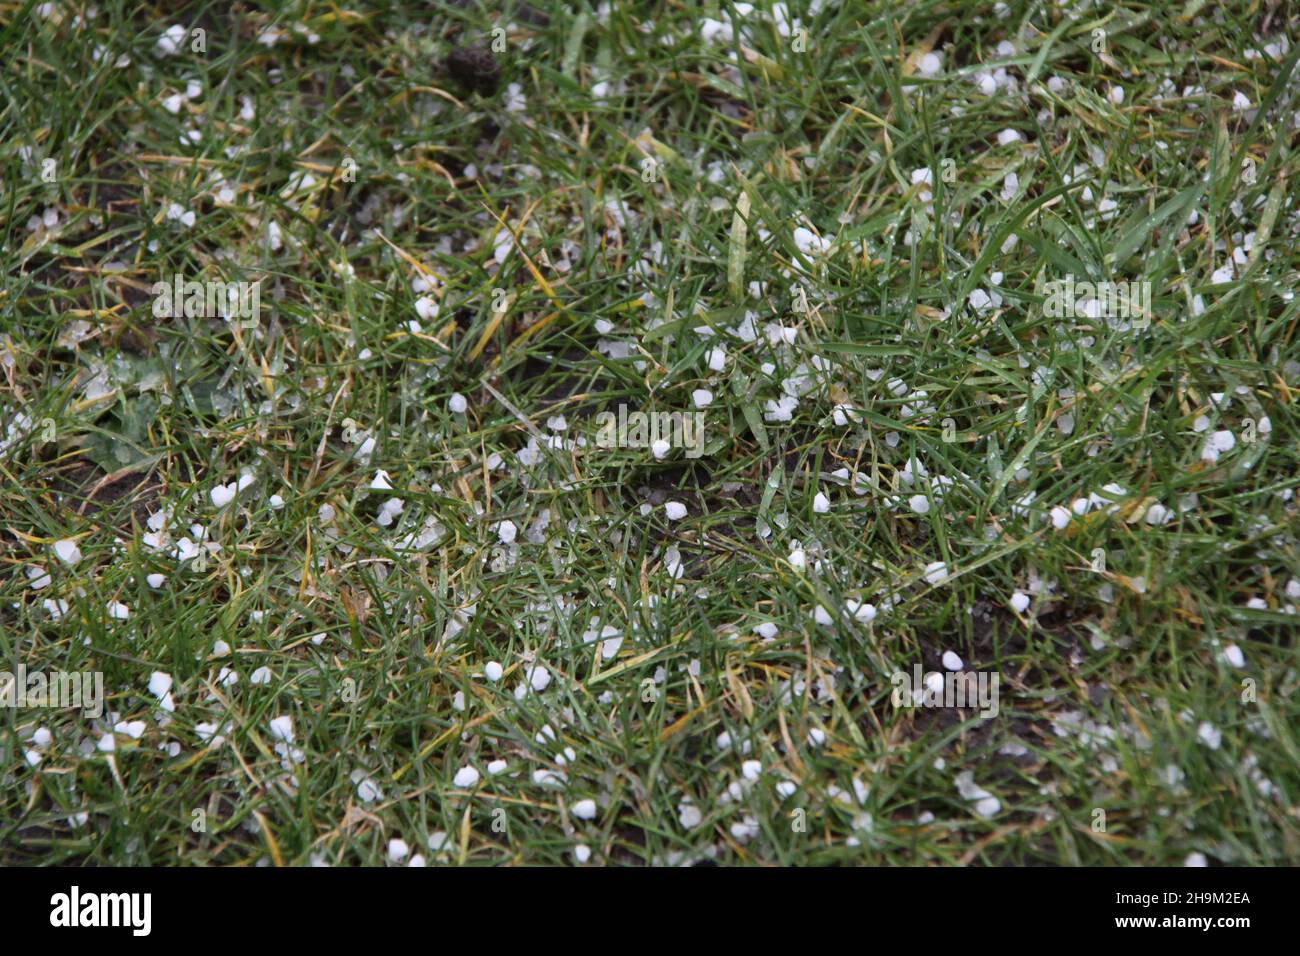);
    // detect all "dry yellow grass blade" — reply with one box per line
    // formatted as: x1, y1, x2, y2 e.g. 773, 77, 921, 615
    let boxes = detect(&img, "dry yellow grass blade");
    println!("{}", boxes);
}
482, 201, 571, 318
374, 230, 446, 285
469, 299, 513, 361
